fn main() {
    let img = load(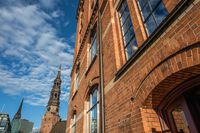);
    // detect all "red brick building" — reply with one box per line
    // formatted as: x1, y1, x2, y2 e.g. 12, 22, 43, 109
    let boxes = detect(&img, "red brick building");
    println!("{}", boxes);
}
66, 0, 200, 132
